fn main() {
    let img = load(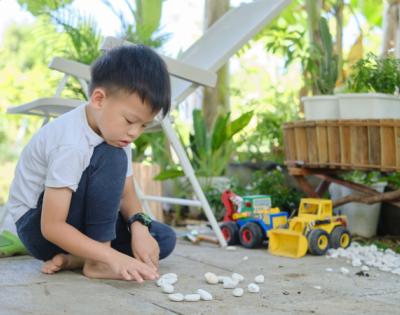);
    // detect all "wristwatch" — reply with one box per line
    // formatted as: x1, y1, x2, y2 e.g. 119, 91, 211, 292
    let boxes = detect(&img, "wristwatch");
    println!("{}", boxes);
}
127, 212, 152, 231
